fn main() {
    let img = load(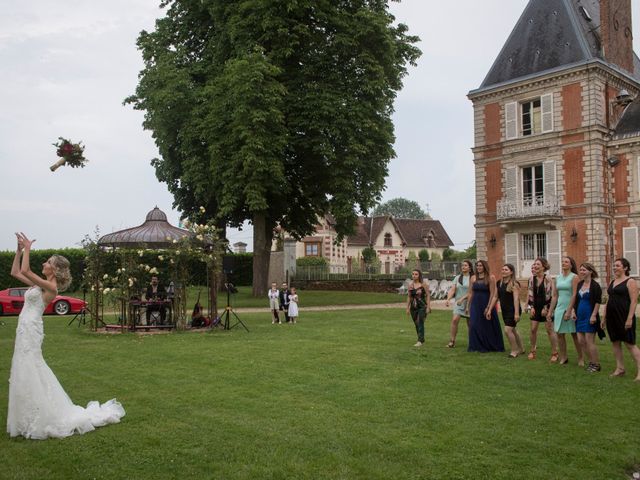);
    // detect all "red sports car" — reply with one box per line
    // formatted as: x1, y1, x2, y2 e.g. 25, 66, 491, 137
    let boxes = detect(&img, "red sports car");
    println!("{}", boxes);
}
0, 287, 87, 316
